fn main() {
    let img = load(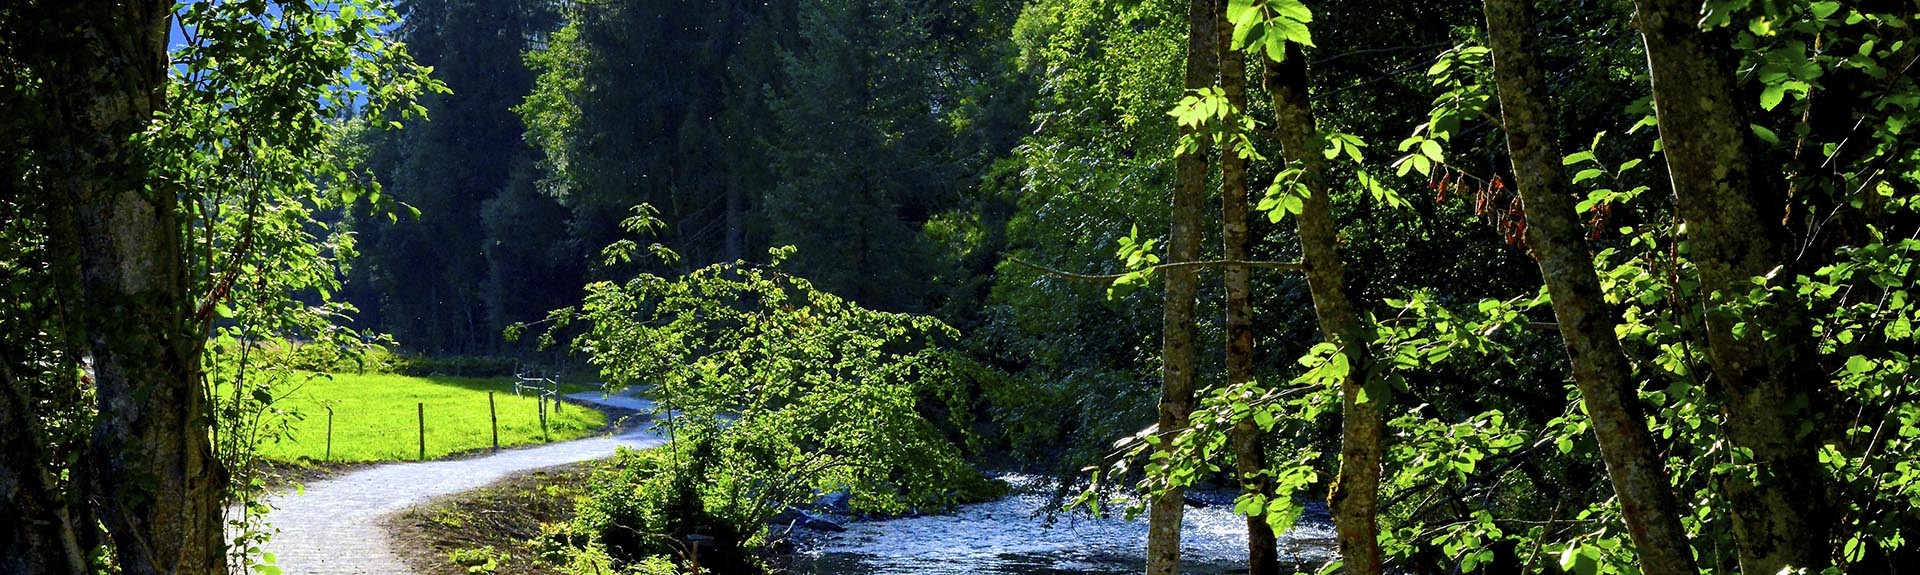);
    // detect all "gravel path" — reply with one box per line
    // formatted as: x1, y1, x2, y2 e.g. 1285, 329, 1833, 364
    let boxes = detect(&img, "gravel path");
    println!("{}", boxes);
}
259, 392, 664, 575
